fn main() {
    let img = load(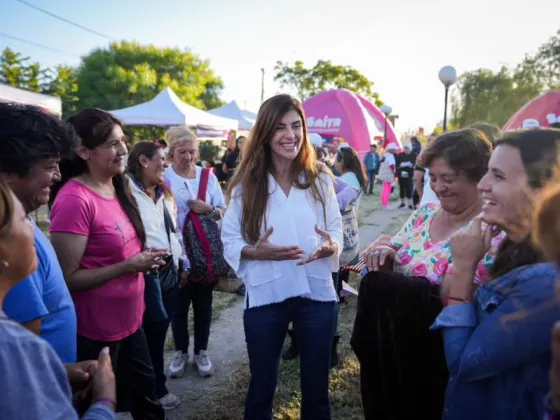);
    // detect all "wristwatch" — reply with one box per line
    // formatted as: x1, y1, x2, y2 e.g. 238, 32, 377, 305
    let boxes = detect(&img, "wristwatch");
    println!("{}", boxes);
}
209, 207, 219, 219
